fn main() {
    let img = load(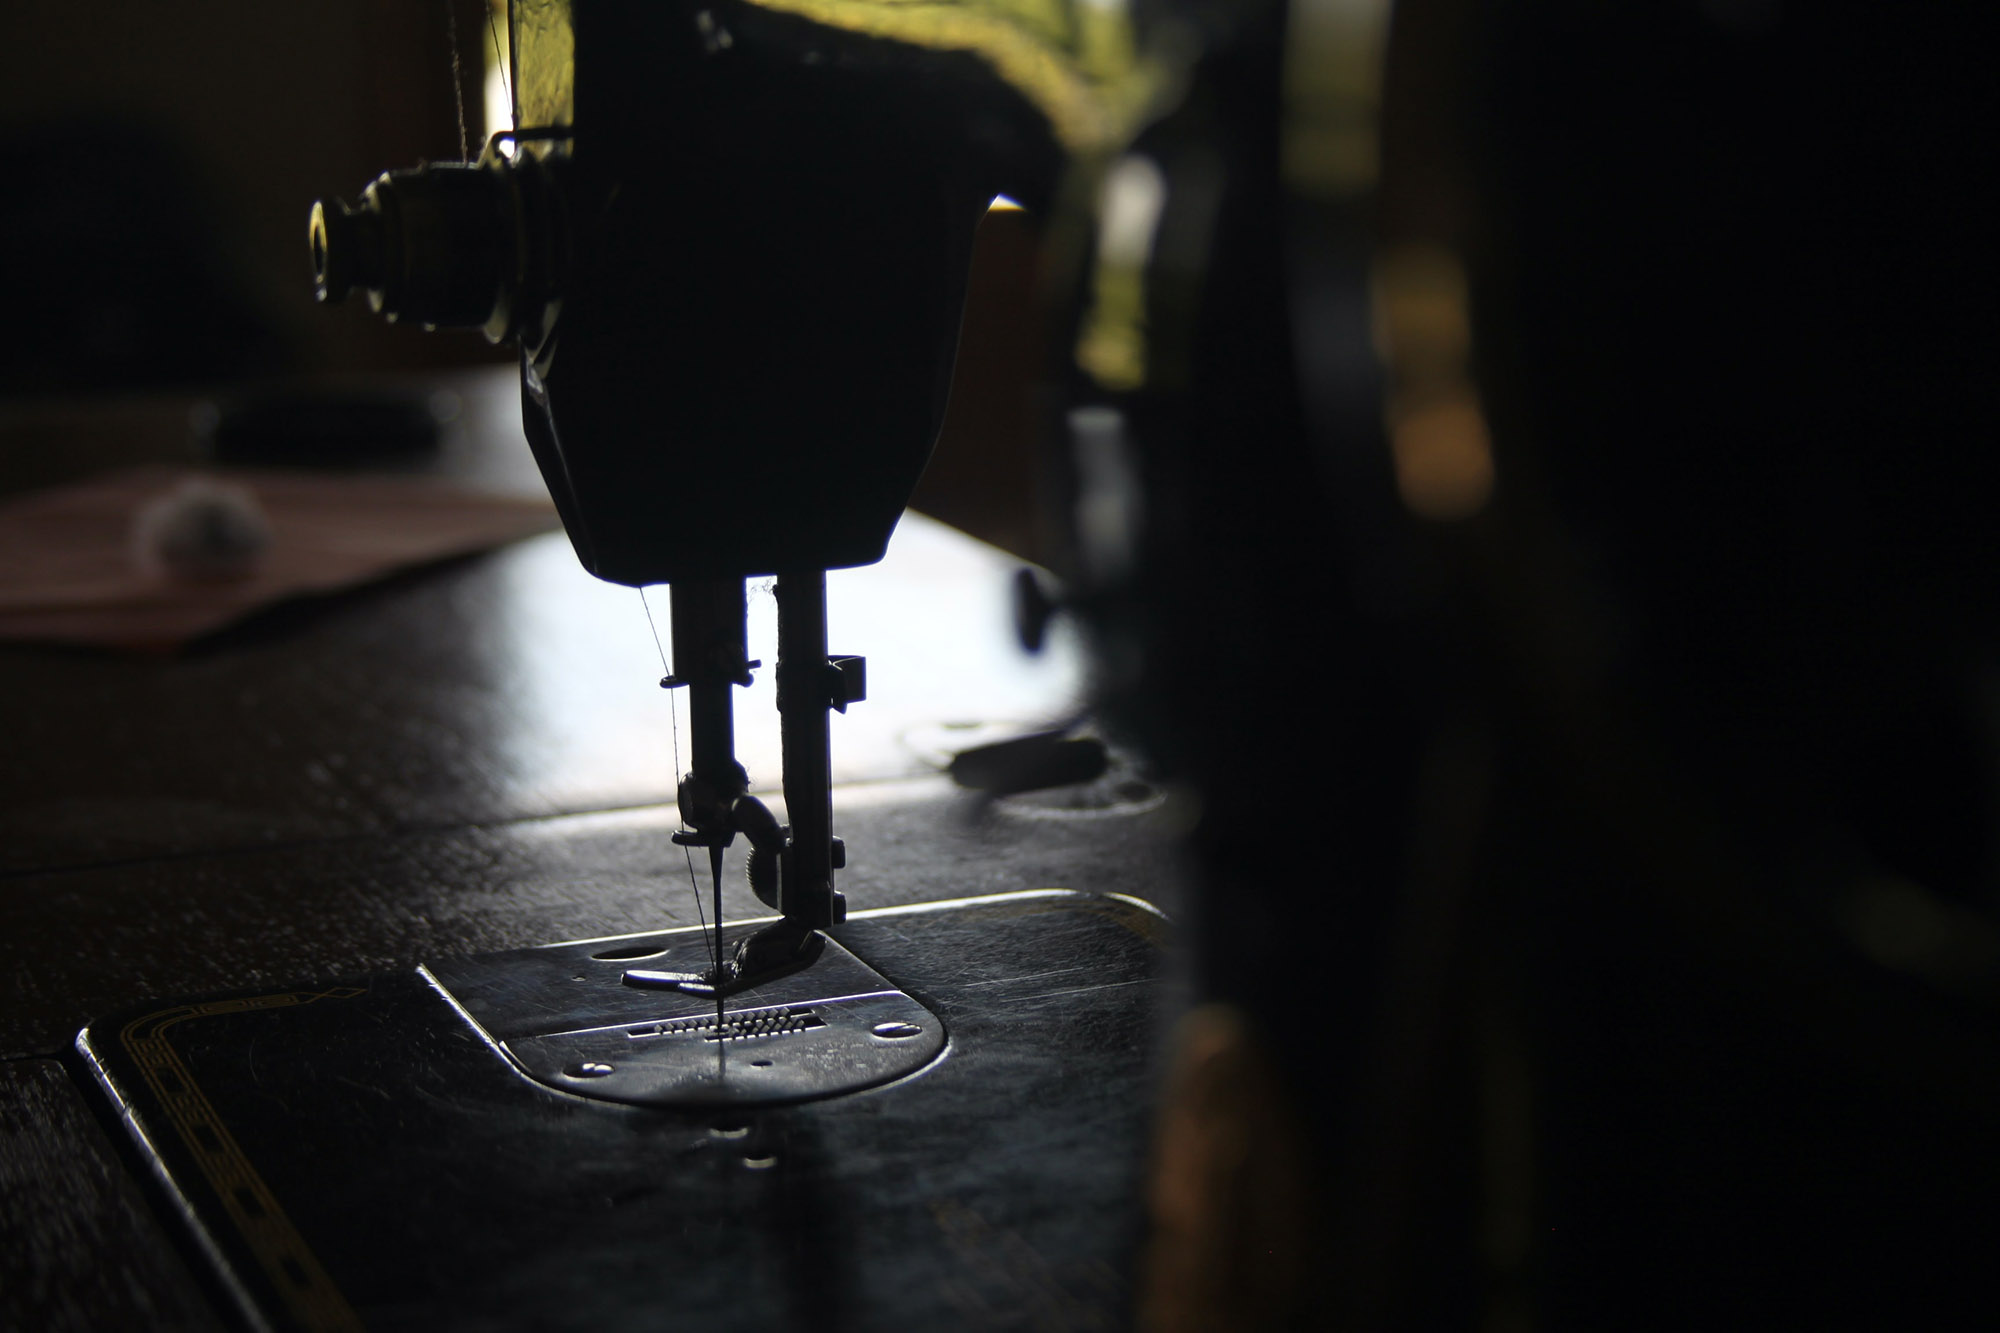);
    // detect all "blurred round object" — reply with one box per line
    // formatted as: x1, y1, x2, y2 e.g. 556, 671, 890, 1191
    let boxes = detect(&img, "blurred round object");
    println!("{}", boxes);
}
130, 477, 272, 583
